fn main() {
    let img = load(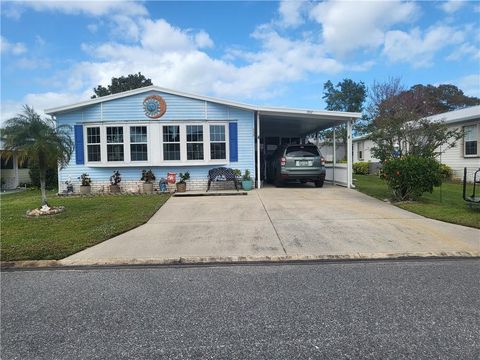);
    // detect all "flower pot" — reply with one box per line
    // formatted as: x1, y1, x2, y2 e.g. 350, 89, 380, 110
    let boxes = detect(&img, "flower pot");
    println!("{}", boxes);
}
242, 180, 253, 191
143, 182, 154, 194
176, 182, 187, 193
109, 184, 121, 194
79, 185, 91, 195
